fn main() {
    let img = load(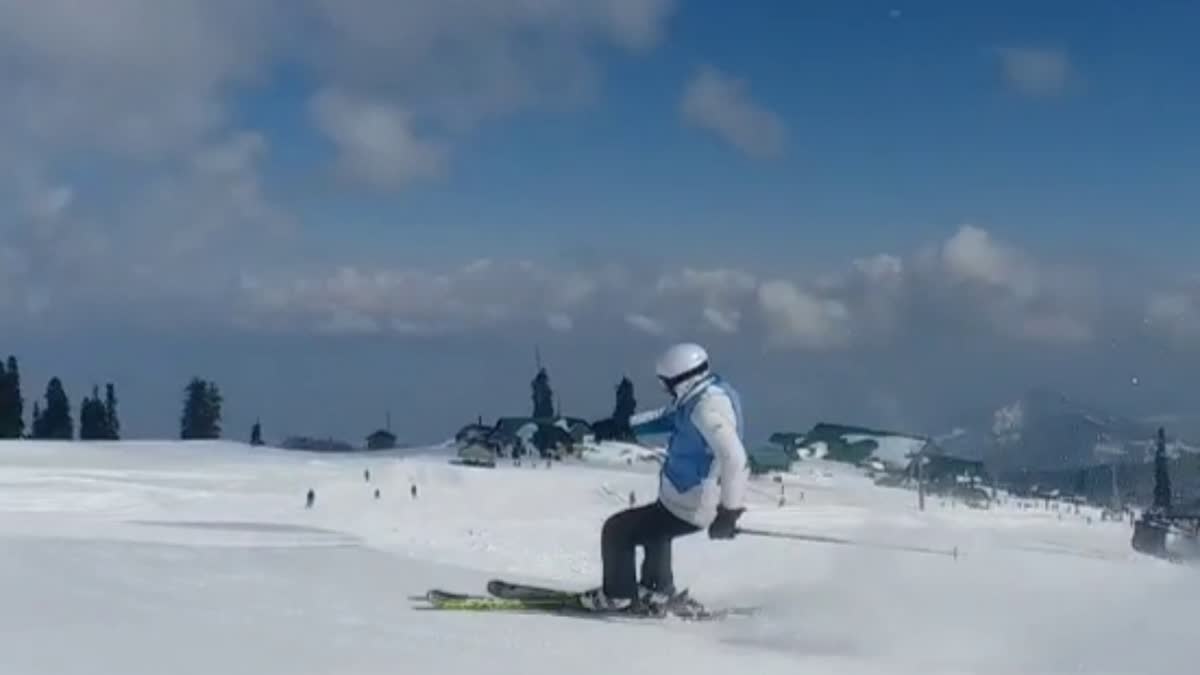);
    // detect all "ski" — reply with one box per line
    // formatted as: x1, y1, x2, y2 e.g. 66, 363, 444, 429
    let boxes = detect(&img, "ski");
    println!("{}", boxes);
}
485, 579, 695, 618
418, 589, 577, 612
412, 579, 758, 622
485, 578, 757, 621
486, 579, 581, 602
472, 578, 753, 619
